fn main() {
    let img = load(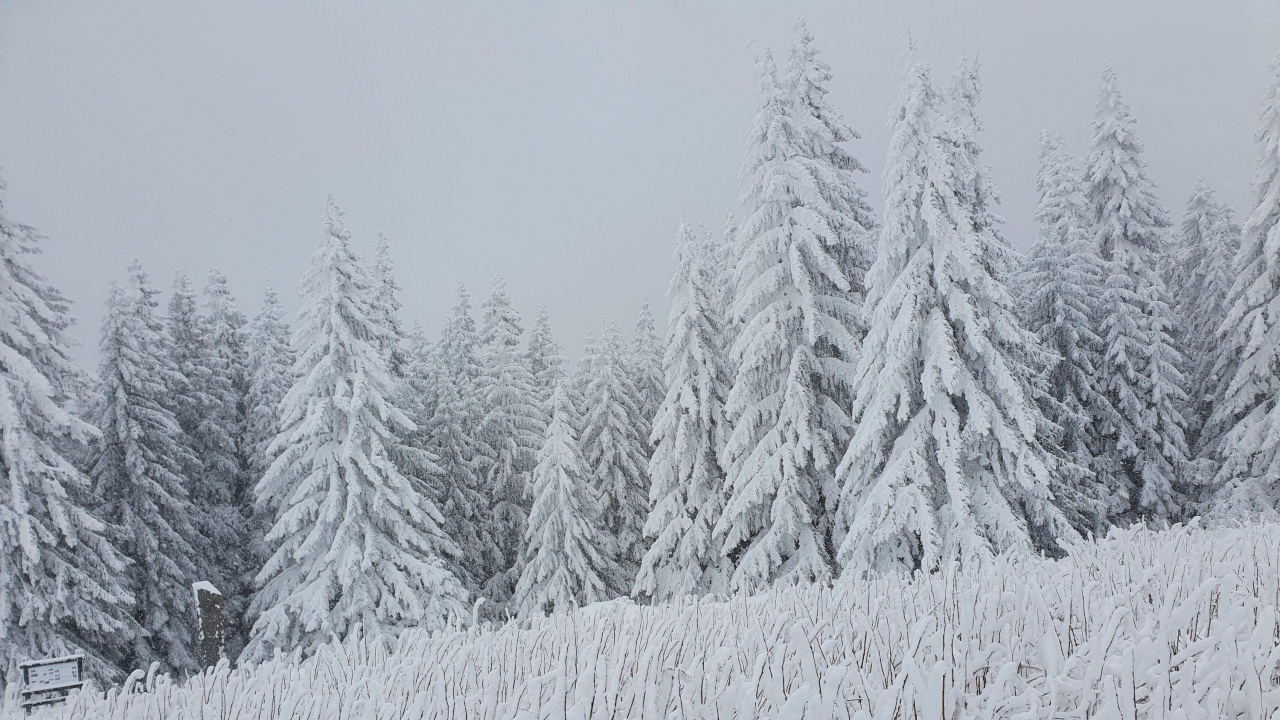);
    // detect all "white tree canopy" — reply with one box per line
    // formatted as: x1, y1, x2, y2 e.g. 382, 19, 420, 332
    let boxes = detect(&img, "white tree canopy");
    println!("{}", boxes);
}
717, 28, 874, 592
835, 59, 1072, 576
91, 261, 202, 674
1019, 131, 1113, 534
635, 220, 732, 601
514, 383, 618, 618
1084, 67, 1189, 523
1201, 57, 1280, 520
244, 199, 466, 662
0, 188, 132, 687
